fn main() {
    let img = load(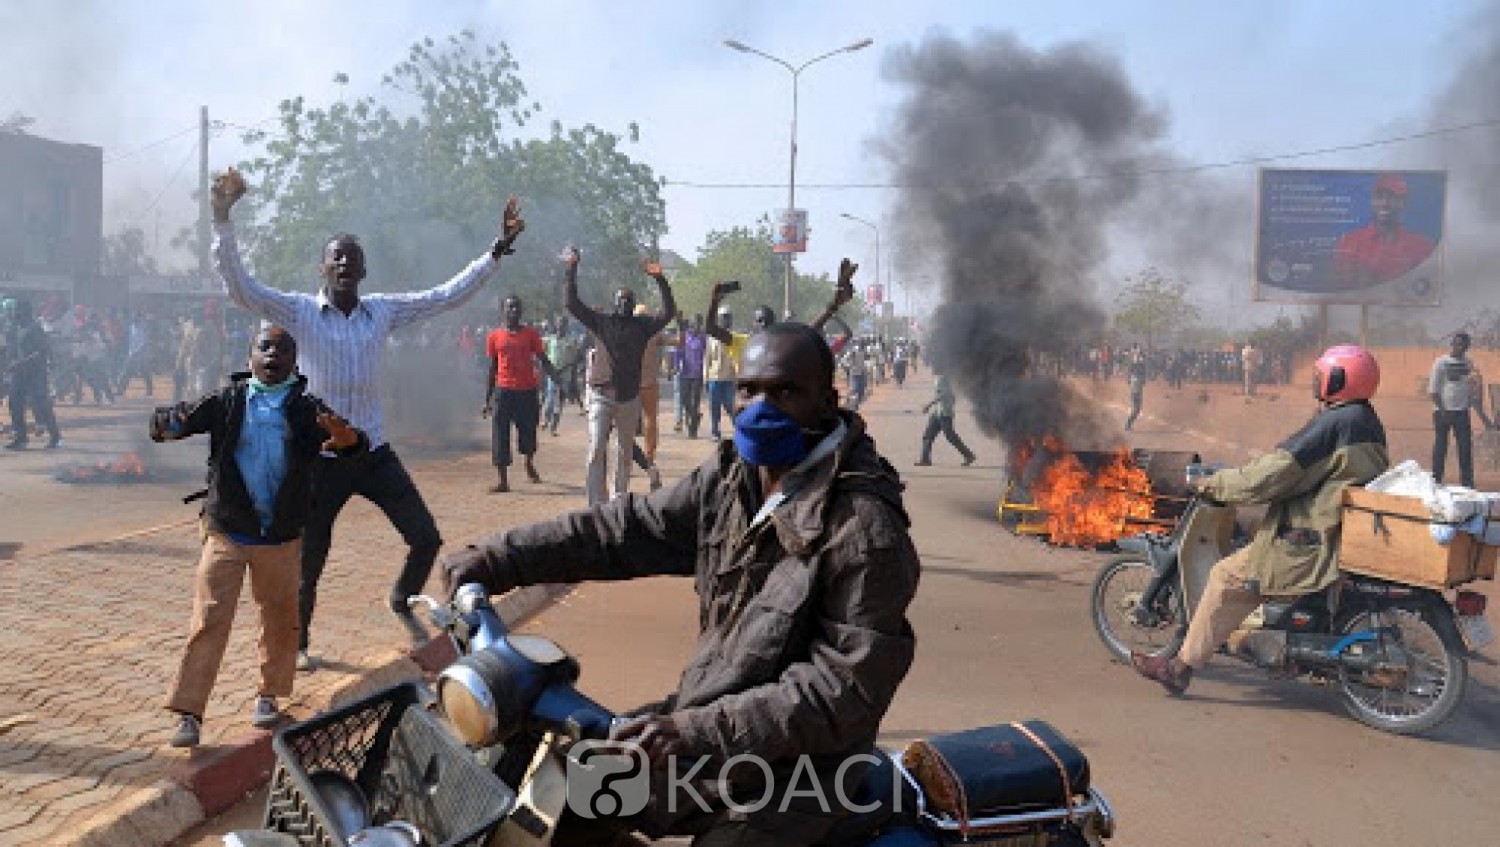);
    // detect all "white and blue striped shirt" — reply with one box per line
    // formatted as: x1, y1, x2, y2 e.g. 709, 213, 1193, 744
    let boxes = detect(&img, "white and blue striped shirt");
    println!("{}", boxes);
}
214, 221, 498, 449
